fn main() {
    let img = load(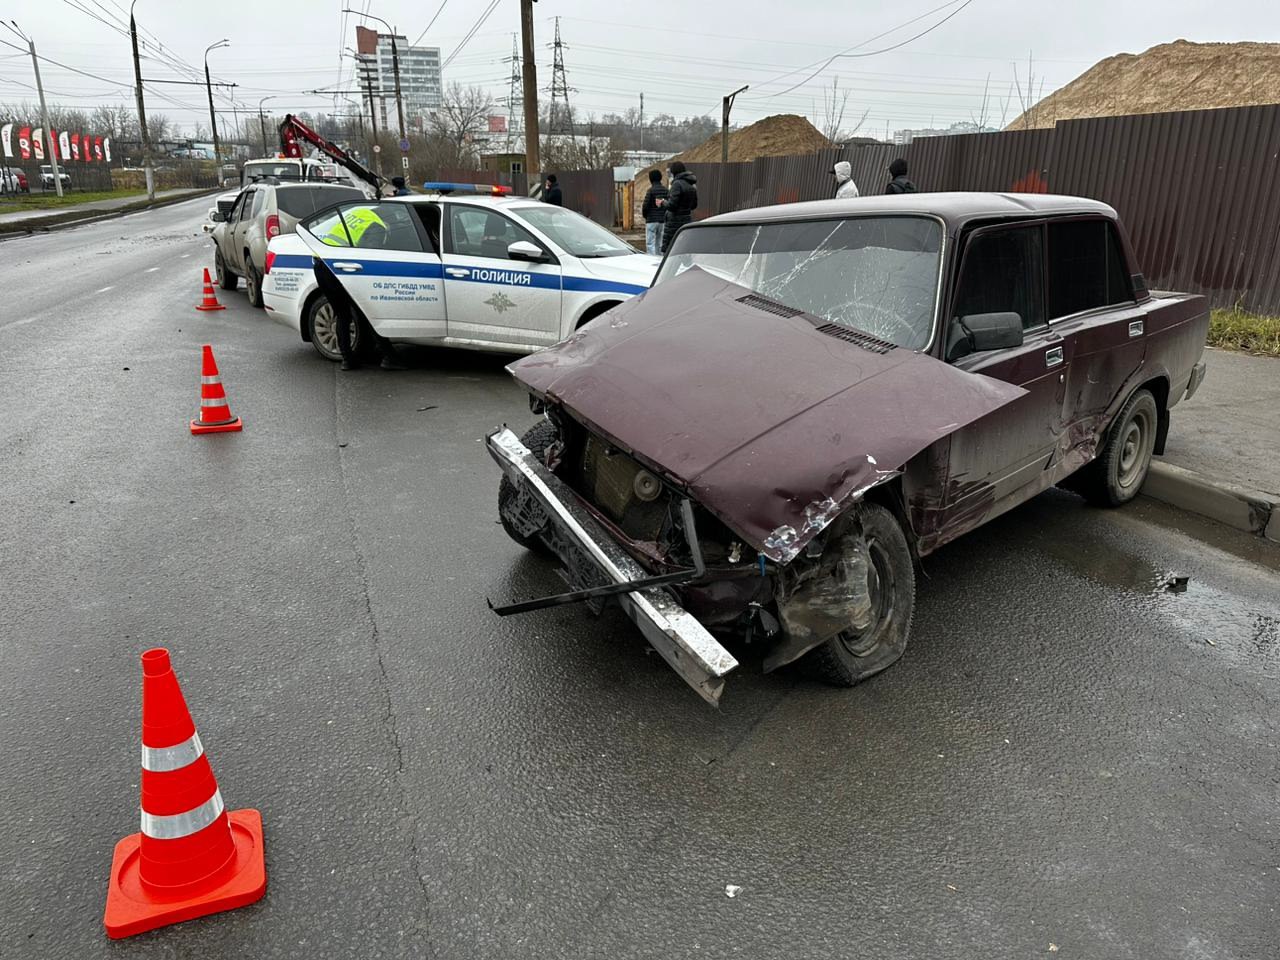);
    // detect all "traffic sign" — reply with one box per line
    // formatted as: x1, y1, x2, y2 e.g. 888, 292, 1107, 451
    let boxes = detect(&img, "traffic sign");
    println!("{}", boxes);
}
373, 144, 382, 153
399, 138, 410, 152
401, 156, 410, 170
